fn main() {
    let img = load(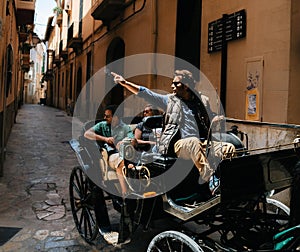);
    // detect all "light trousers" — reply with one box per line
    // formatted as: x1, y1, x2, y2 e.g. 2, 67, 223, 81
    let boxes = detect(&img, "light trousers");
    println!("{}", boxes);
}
174, 137, 235, 184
